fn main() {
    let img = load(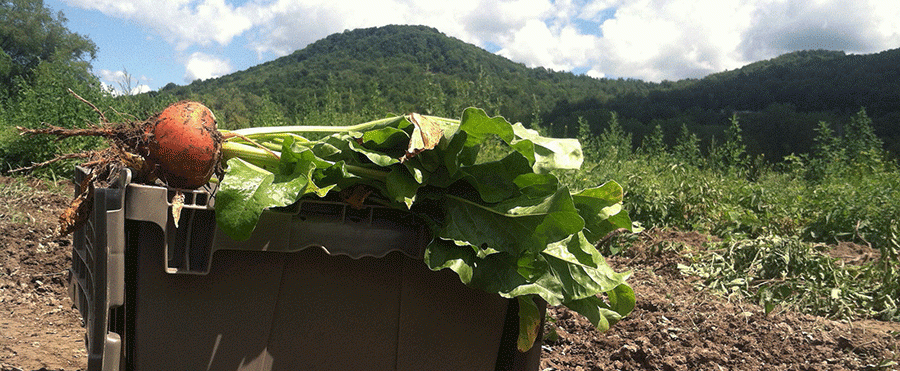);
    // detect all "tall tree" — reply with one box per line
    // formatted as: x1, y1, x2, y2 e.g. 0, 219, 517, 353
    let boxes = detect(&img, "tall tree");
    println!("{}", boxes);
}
0, 0, 96, 91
